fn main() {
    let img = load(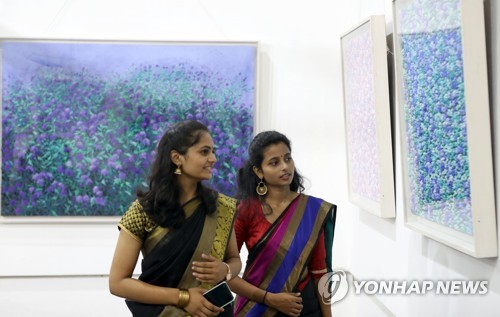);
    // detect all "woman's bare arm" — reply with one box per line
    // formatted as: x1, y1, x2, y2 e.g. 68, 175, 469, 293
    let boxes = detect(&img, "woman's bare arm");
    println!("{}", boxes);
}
224, 229, 242, 279
109, 230, 180, 304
